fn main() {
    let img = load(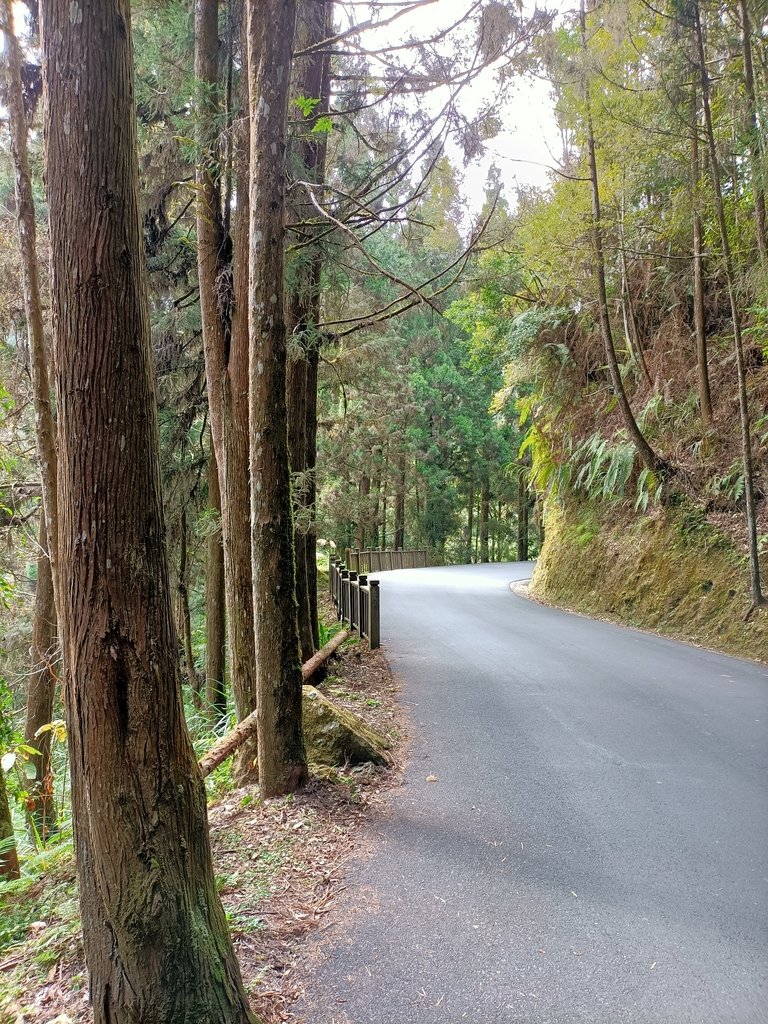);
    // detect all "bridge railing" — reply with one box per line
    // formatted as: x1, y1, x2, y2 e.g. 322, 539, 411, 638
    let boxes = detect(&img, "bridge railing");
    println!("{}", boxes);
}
344, 547, 428, 574
329, 558, 380, 649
